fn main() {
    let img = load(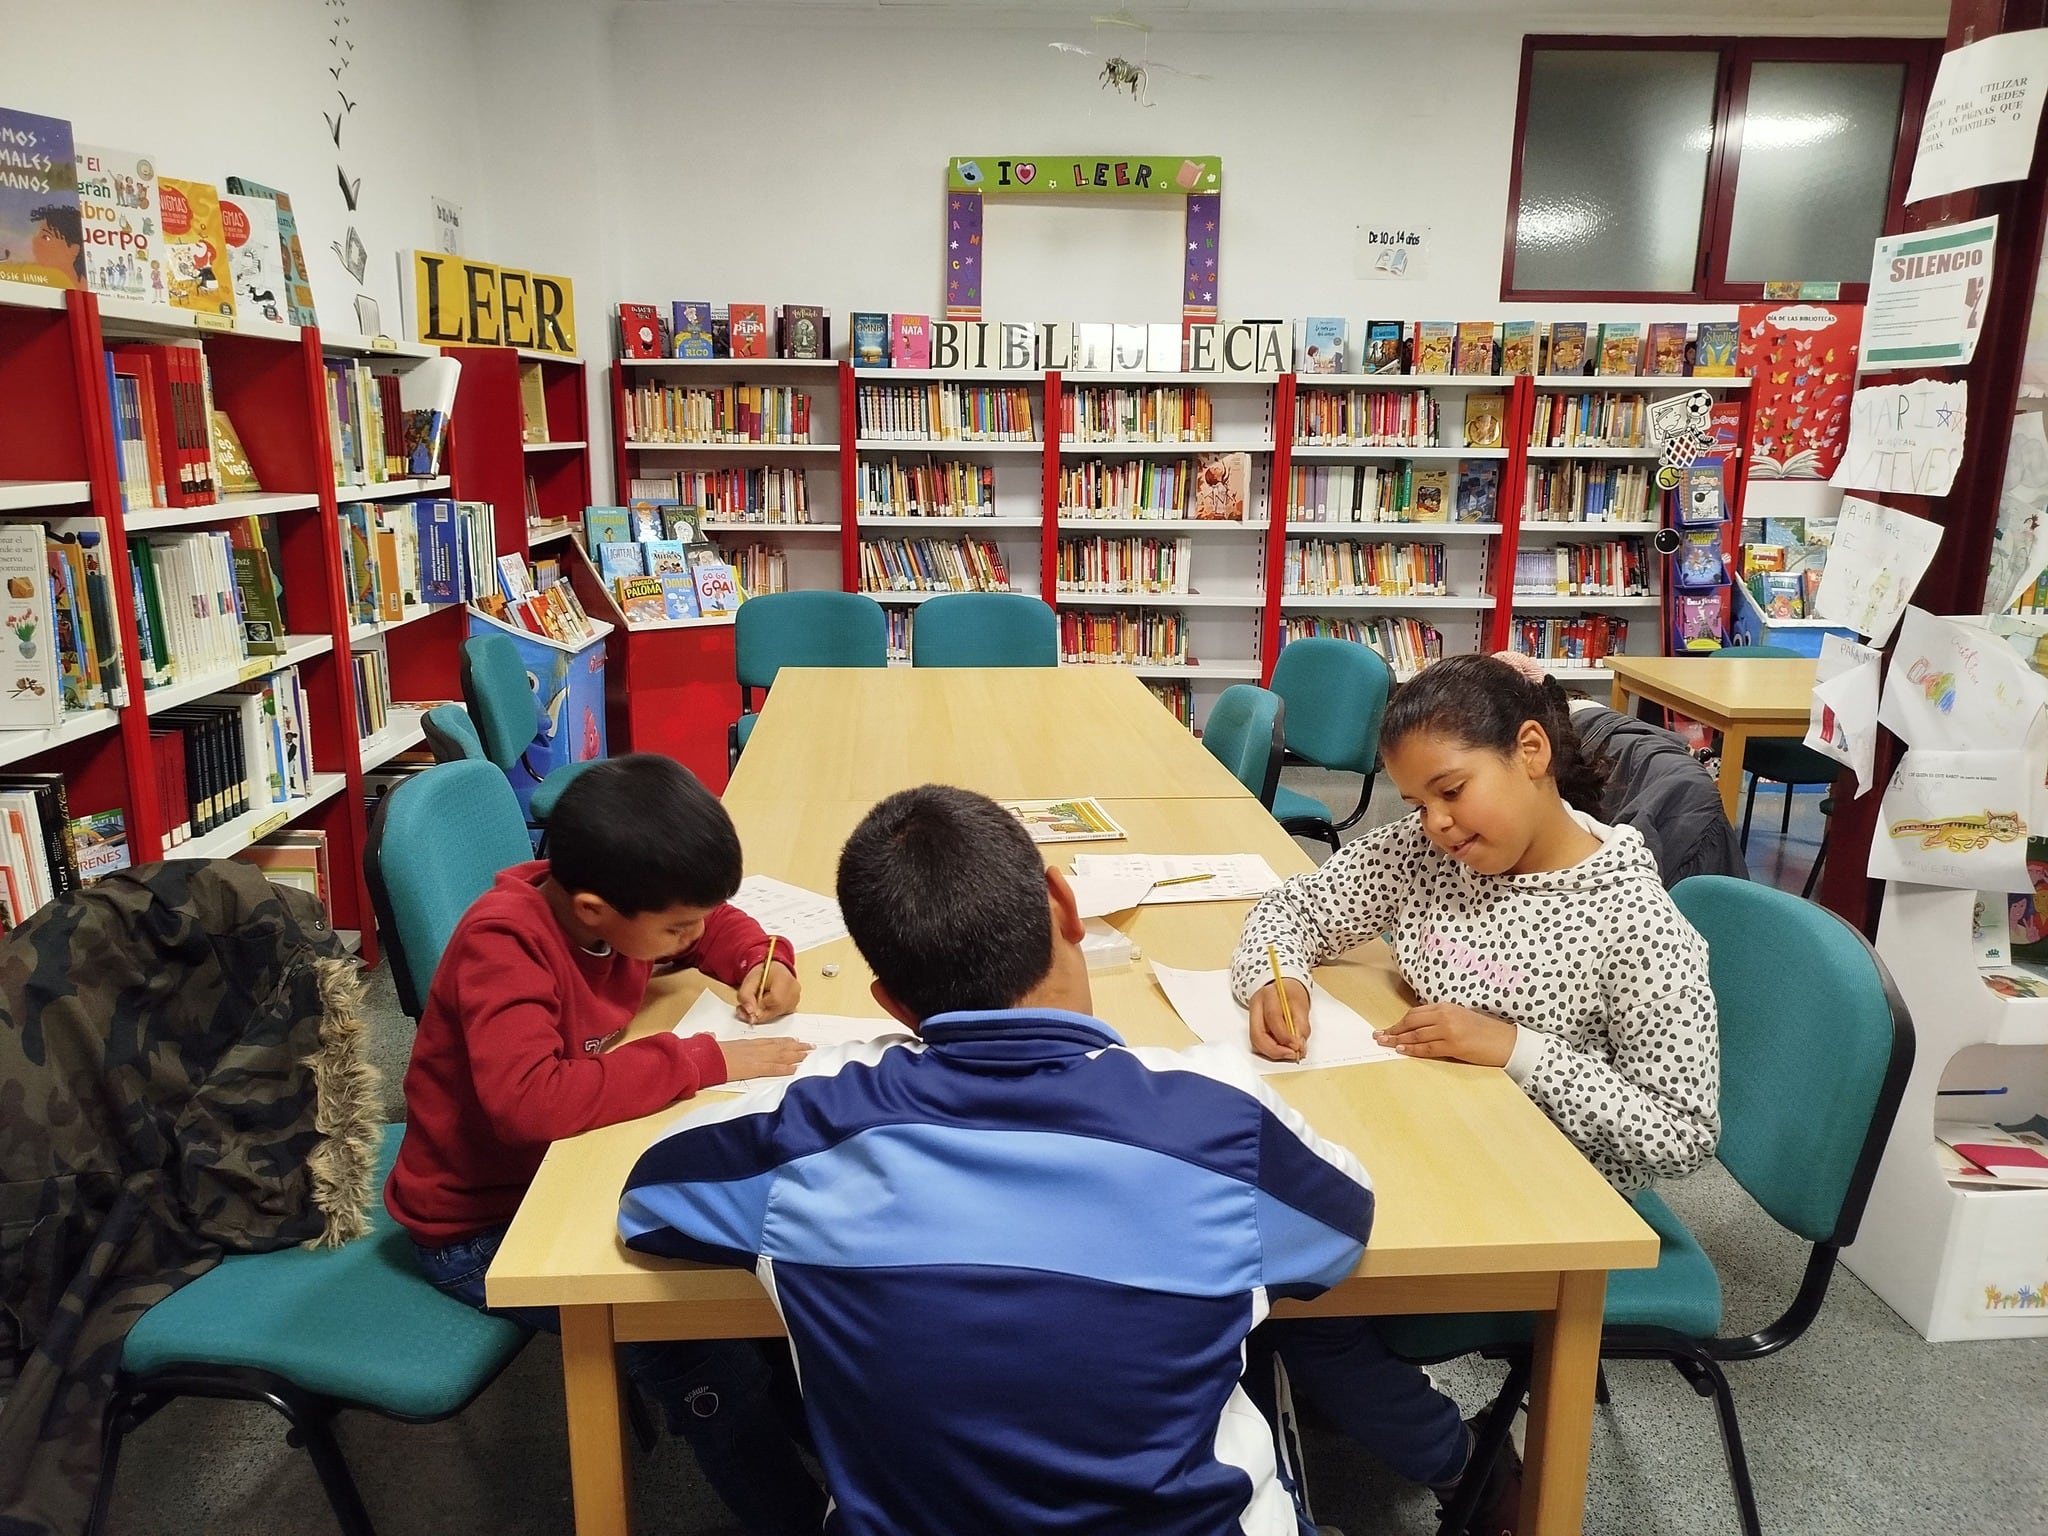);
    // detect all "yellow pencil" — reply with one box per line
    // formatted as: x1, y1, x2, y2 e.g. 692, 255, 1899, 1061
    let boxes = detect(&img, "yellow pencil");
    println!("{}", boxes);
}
1267, 943, 1301, 1049
755, 937, 781, 1009
1151, 872, 1216, 887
